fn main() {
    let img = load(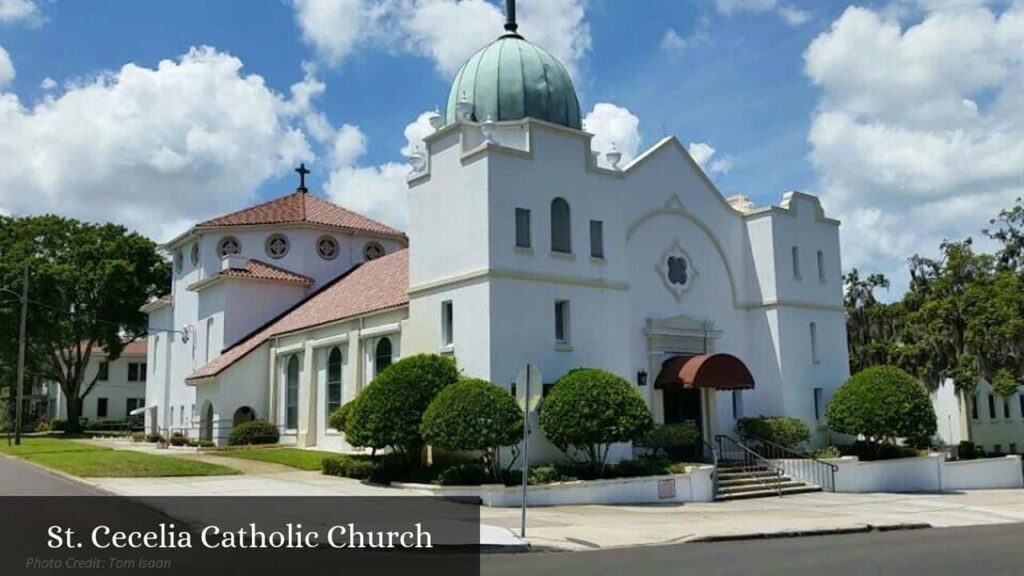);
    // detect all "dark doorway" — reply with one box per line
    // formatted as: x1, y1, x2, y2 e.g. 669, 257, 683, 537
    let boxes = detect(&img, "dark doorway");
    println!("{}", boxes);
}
663, 388, 703, 461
